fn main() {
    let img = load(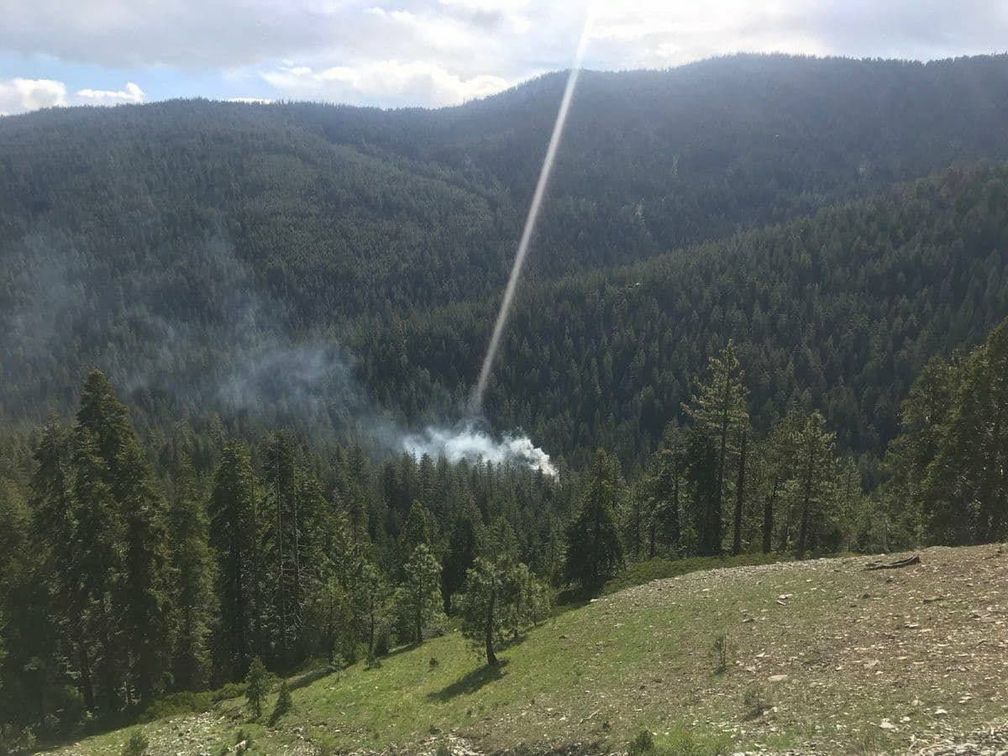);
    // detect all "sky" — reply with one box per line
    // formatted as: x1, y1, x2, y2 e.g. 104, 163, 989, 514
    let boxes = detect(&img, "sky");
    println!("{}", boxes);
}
2, 0, 1007, 115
